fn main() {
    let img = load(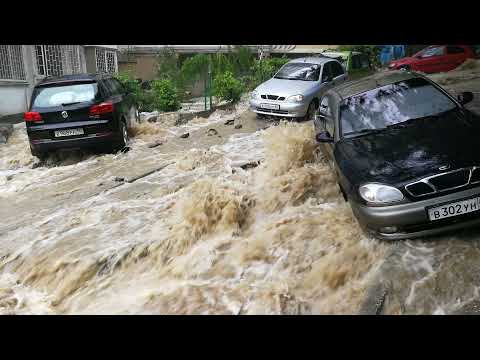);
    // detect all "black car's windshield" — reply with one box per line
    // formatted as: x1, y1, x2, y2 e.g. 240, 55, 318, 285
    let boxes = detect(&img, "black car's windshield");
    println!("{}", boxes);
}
32, 82, 99, 108
340, 77, 457, 137
274, 63, 320, 81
